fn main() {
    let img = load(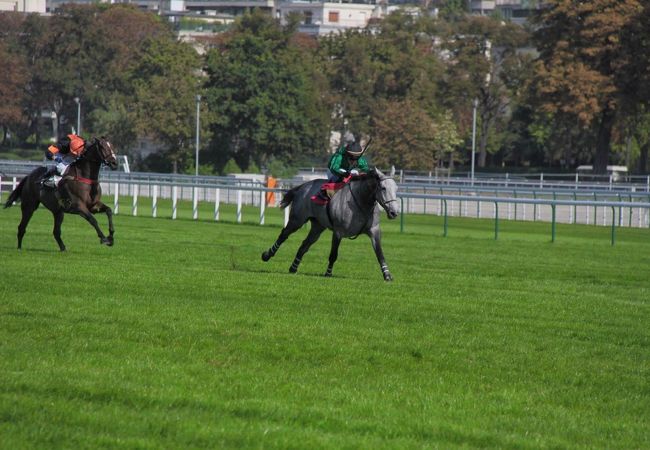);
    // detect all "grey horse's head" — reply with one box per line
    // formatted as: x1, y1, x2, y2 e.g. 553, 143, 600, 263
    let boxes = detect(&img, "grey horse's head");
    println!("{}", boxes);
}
373, 167, 400, 220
